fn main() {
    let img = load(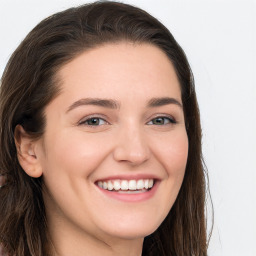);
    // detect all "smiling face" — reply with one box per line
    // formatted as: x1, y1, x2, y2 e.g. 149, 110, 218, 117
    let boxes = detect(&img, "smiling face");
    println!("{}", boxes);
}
27, 42, 188, 252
